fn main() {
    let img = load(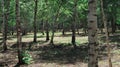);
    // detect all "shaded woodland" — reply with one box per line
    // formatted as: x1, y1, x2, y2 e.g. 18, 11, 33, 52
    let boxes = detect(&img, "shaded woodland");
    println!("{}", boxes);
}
0, 0, 120, 67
